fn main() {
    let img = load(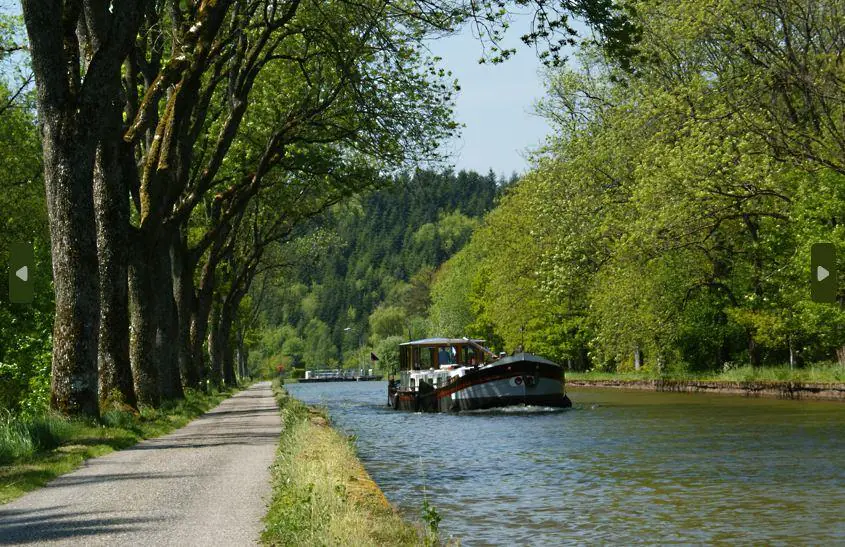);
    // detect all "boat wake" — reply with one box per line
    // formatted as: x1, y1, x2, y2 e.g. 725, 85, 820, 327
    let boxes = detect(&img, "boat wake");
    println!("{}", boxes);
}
462, 405, 569, 415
